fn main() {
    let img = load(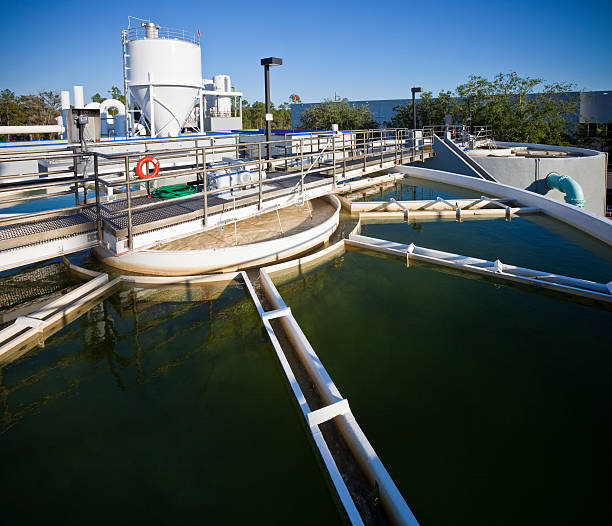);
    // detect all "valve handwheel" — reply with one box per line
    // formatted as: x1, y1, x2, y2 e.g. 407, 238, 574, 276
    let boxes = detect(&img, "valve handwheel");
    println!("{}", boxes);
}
136, 155, 160, 179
